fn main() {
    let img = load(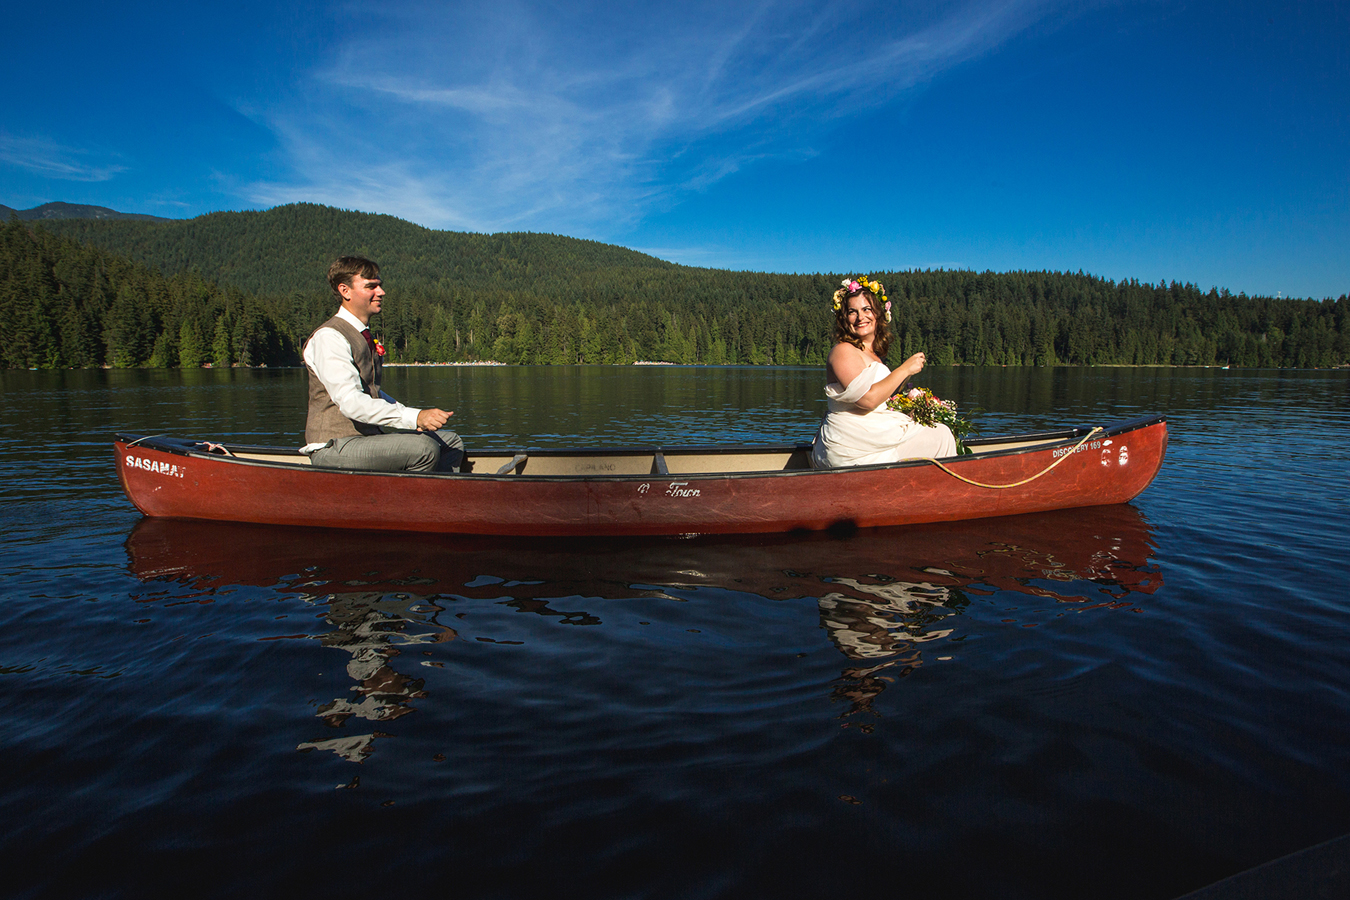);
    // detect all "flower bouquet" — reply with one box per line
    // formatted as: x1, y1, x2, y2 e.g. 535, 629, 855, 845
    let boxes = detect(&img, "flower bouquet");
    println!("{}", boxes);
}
886, 387, 974, 455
